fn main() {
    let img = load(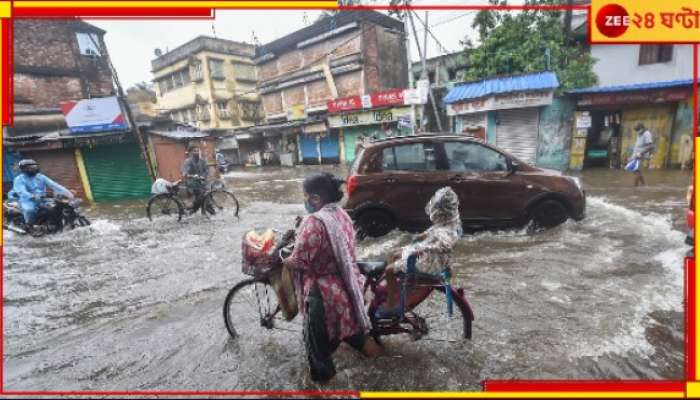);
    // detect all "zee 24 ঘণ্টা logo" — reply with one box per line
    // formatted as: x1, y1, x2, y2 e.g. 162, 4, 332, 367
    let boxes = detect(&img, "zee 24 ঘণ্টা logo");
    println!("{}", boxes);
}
596, 3, 631, 38
595, 2, 700, 40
